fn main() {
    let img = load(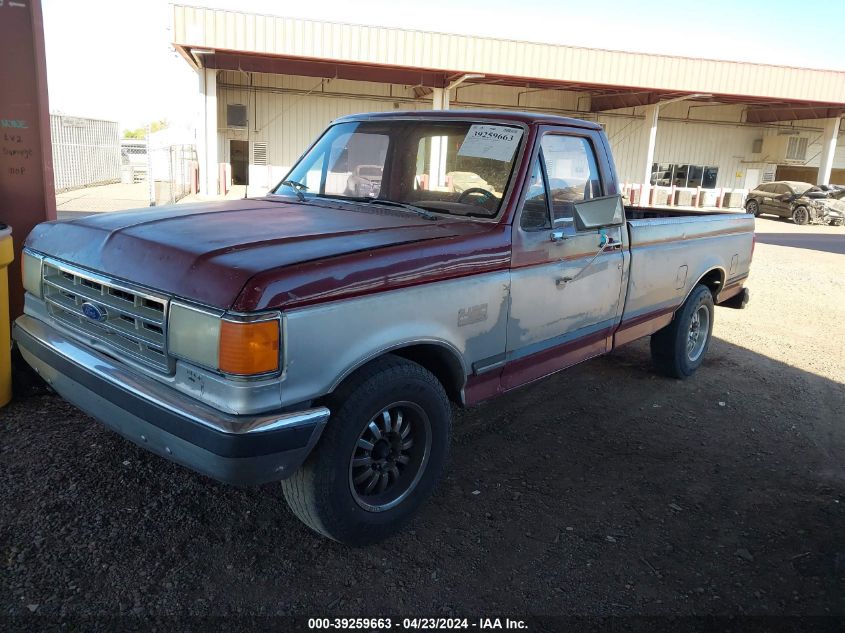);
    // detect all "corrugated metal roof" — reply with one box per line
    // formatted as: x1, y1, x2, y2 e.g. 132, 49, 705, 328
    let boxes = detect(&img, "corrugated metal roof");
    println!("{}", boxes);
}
172, 4, 845, 106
